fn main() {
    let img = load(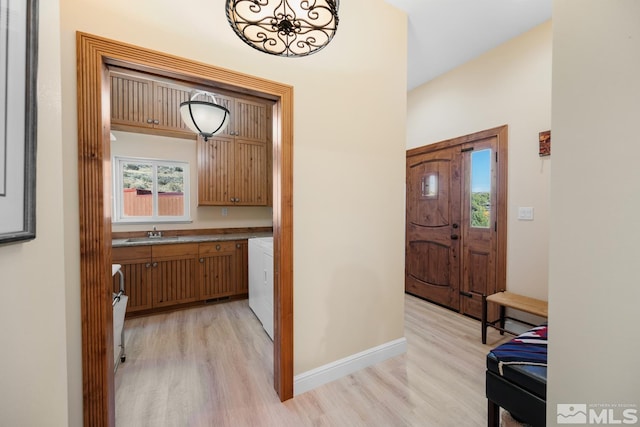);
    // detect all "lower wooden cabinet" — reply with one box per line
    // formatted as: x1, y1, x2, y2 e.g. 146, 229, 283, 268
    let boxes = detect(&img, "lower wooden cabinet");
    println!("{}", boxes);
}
152, 243, 199, 308
112, 240, 248, 315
